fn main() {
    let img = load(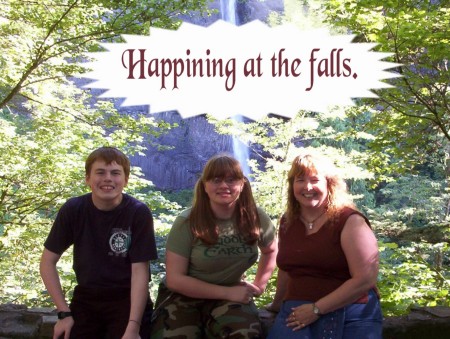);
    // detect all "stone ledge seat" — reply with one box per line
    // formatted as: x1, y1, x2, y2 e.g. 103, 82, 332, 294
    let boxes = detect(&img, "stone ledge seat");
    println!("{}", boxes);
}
1, 304, 449, 338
